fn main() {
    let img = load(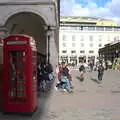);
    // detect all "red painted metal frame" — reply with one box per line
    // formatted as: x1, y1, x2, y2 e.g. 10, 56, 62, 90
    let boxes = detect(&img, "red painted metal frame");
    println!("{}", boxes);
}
2, 34, 37, 113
